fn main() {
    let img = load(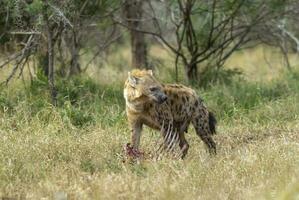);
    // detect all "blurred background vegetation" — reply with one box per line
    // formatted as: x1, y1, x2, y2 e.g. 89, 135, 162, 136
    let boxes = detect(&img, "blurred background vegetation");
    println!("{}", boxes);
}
1, 0, 299, 126
1, 0, 299, 86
